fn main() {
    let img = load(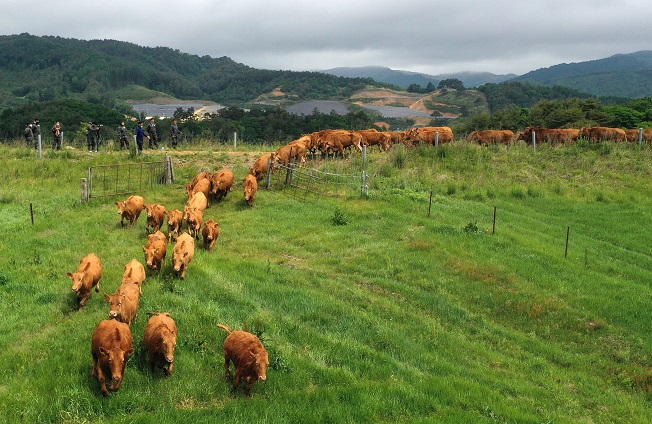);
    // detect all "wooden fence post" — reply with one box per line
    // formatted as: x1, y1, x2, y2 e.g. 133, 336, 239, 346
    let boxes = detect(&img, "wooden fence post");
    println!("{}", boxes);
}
81, 178, 88, 202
